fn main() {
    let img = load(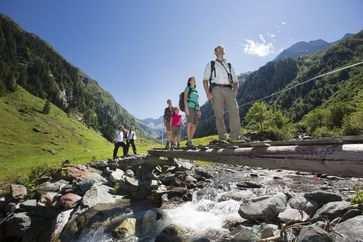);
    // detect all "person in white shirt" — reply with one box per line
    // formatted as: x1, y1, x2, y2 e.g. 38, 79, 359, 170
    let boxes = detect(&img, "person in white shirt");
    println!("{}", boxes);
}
203, 45, 241, 141
113, 126, 127, 159
126, 126, 137, 155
